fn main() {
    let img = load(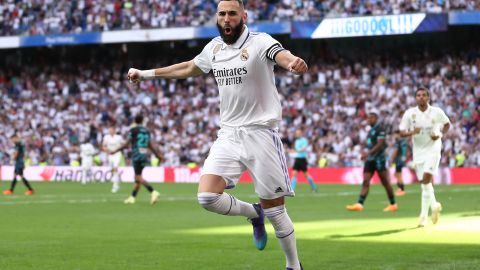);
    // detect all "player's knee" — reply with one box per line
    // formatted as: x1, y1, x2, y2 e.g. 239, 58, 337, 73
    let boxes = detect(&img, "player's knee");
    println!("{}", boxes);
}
197, 192, 222, 213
